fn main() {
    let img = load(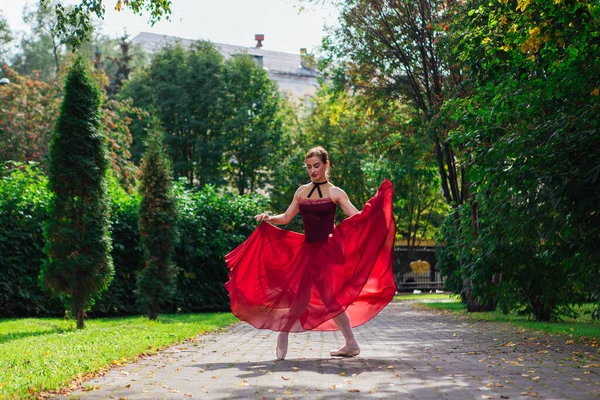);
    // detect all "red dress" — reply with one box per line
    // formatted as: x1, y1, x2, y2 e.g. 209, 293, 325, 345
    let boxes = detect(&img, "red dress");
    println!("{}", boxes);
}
225, 180, 396, 332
